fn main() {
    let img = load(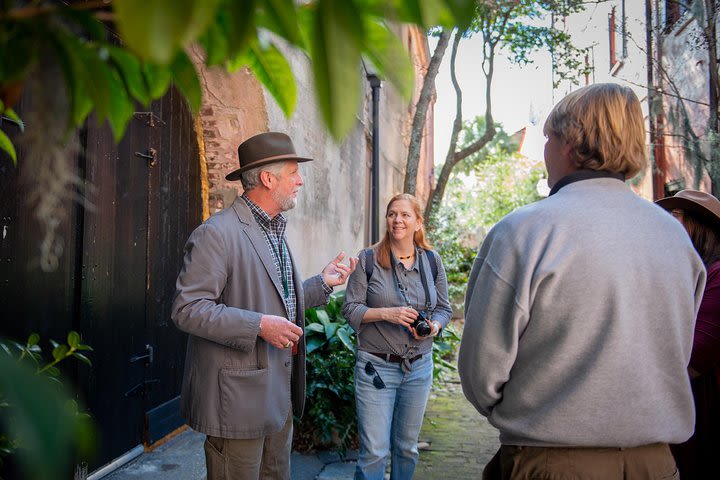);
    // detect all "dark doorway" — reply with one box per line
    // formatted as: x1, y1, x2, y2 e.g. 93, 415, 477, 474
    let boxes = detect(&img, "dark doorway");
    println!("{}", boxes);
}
0, 85, 202, 469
